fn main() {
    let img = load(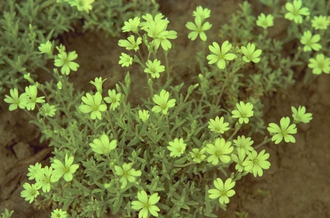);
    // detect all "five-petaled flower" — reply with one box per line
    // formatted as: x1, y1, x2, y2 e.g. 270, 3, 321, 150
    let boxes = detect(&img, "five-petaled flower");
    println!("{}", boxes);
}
267, 117, 297, 144
300, 31, 321, 52
311, 15, 330, 30
186, 16, 212, 41
27, 163, 43, 180
233, 135, 254, 157
190, 148, 206, 163
79, 92, 107, 120
284, 0, 310, 24
20, 85, 45, 111
118, 35, 142, 52
256, 13, 274, 29
167, 138, 187, 157
291, 106, 313, 124
122, 17, 140, 33
114, 163, 142, 189
144, 59, 165, 78
104, 89, 121, 110
193, 6, 211, 20
208, 178, 236, 205
35, 166, 56, 193
39, 103, 57, 117
308, 54, 330, 75
208, 116, 230, 134
119, 53, 133, 67
206, 138, 233, 165
231, 101, 254, 124
51, 208, 68, 218
51, 154, 79, 182
74, 0, 95, 13
21, 183, 40, 203
131, 190, 160, 218
207, 41, 236, 69
243, 149, 271, 177
54, 51, 79, 75
89, 134, 117, 155
152, 89, 176, 114
4, 88, 27, 111
241, 43, 262, 63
